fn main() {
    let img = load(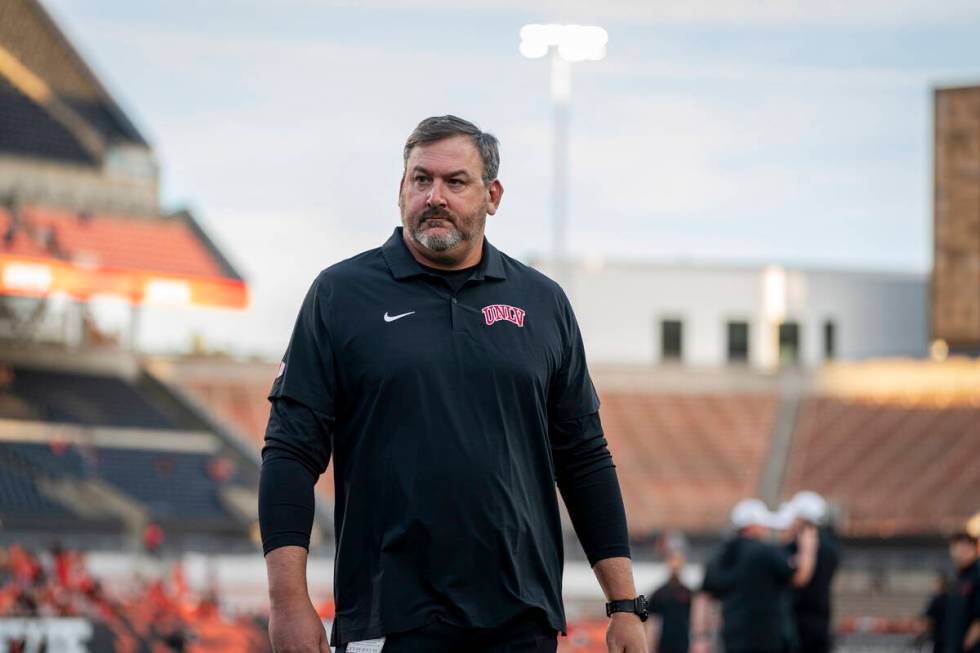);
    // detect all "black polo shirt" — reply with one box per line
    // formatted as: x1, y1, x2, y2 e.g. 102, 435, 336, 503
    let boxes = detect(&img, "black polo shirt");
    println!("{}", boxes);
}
924, 591, 948, 653
946, 561, 980, 653
268, 227, 602, 645
702, 536, 796, 653
648, 578, 692, 653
